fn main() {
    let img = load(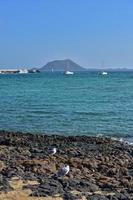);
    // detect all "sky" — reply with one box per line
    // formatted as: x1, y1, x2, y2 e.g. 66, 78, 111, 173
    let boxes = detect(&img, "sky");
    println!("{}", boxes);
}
0, 0, 133, 69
